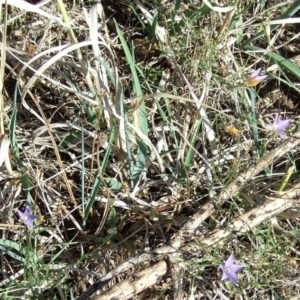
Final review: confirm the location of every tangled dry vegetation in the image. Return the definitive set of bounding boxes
[1,0,300,299]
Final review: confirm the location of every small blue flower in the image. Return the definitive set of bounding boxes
[17,206,37,228]
[220,254,245,285]
[265,113,291,138]
[244,67,268,86]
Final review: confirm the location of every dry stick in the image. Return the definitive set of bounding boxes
[183,183,300,251]
[170,261,184,300]
[77,131,300,300]
[76,253,160,300]
[94,260,167,300]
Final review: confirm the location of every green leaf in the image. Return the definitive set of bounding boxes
[84,175,101,223]
[184,117,202,171]
[59,132,79,149]
[106,208,117,238]
[104,178,122,190]
[84,124,116,223]
[8,83,18,154]
[0,239,27,262]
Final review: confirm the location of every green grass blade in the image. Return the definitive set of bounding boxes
[84,175,101,224]
[84,124,116,223]
[115,21,148,186]
[184,118,202,169]
[106,208,117,240]
[173,0,182,19]
[8,83,18,154]
[246,88,262,157]
[100,123,116,177]
[81,130,86,224]
[0,239,28,262]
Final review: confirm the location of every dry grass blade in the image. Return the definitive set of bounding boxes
[20,85,82,222]
[20,41,98,100]
[4,0,66,26]
[202,0,234,12]
[0,136,12,175]
[18,41,105,222]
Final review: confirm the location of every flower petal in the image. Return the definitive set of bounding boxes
[249,68,261,78]
[220,264,229,281]
[277,119,291,131]
[245,68,268,86]
[16,209,24,218]
[277,128,287,138]
[24,215,37,228]
[244,75,267,86]
[255,75,268,81]
[265,114,291,137]
[226,271,238,285]
[221,271,229,281]
[24,206,31,216]
[225,254,234,267]
[273,114,280,125]
[231,264,245,273]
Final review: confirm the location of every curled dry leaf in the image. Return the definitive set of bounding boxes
[0,136,12,175]
[225,125,241,136]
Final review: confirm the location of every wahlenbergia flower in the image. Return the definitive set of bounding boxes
[220,254,245,285]
[244,67,268,87]
[17,206,37,228]
[265,113,291,138]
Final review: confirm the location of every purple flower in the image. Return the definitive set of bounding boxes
[220,254,245,285]
[244,67,268,86]
[265,113,291,138]
[16,206,37,228]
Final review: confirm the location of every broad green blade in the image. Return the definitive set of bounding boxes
[244,45,300,81]
[115,21,148,186]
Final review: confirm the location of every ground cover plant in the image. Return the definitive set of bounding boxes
[1,0,300,299]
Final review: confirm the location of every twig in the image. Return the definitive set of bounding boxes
[76,253,161,300]
[94,261,167,300]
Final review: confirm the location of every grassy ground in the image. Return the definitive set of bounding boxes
[1,0,300,299]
